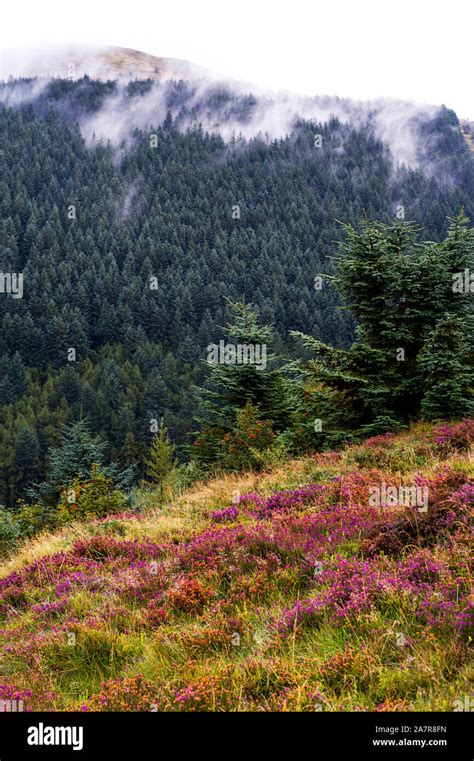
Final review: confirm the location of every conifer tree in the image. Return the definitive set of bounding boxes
[144,420,178,502]
[29,420,133,504]
[14,427,41,495]
[192,300,287,465]
[418,314,473,420]
[292,214,473,436]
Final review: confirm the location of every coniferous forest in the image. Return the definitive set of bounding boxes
[0,65,473,726]
[0,77,473,507]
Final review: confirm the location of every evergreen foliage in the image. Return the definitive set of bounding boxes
[28,420,133,504]
[291,215,473,437]
[1,77,473,500]
[144,420,178,501]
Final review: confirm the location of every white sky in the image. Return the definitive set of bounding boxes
[1,0,473,118]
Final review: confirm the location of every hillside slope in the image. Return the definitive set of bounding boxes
[1,84,474,509]
[0,421,472,712]
[0,45,205,82]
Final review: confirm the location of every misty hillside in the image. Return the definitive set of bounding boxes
[0,66,474,506]
[0,45,205,83]
[0,43,473,722]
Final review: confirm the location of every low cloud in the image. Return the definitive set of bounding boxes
[0,45,453,172]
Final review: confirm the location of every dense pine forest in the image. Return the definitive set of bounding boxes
[0,66,472,724]
[0,76,473,508]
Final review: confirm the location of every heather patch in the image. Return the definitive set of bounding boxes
[0,422,471,711]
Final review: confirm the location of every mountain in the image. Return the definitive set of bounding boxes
[0,49,473,506]
[1,45,469,171]
[0,45,206,83]
[0,44,472,723]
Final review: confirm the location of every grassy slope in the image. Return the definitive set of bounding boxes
[0,422,472,712]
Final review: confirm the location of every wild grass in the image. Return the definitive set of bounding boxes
[0,421,472,712]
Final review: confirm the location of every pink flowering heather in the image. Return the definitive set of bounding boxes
[0,422,471,711]
[211,505,239,522]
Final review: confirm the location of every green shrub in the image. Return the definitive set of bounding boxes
[0,507,21,554]
[218,403,276,472]
[58,466,130,521]
[15,501,64,539]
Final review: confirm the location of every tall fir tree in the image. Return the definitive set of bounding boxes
[291,214,473,437]
[192,300,287,465]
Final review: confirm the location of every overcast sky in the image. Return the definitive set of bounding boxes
[1,0,473,118]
